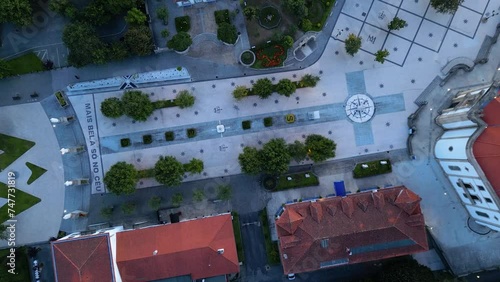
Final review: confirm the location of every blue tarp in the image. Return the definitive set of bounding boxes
[334,181,346,197]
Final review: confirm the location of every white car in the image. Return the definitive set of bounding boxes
[287,273,296,280]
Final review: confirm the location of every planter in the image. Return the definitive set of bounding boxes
[174,46,190,54]
[55,91,68,108]
[239,50,256,67]
[222,34,240,46]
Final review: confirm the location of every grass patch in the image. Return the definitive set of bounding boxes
[175,16,191,32]
[308,0,335,31]
[143,134,153,145]
[264,117,273,127]
[165,131,175,141]
[231,212,245,263]
[0,133,35,170]
[242,120,252,130]
[0,182,41,223]
[353,159,392,178]
[25,162,47,185]
[55,91,68,107]
[7,52,44,75]
[259,208,280,265]
[120,138,131,147]
[153,99,176,109]
[214,9,230,25]
[275,172,319,191]
[0,247,30,282]
[138,168,155,178]
[258,6,281,29]
[252,44,287,68]
[187,128,197,138]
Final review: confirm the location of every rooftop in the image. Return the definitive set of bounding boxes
[275,186,428,274]
[116,214,239,281]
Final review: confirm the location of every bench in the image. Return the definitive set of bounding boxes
[441,57,475,76]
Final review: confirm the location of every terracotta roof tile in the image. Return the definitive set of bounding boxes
[116,214,239,281]
[51,234,114,282]
[275,186,428,274]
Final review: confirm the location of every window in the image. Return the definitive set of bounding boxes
[476,211,490,218]
[478,185,485,191]
[448,165,461,171]
[485,198,493,203]
[463,183,473,189]
[320,239,329,248]
[471,195,481,203]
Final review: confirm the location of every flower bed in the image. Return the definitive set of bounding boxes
[253,44,286,68]
[353,160,392,178]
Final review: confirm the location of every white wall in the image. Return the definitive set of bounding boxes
[465,205,500,231]
[442,120,476,129]
[435,138,469,160]
[439,160,479,177]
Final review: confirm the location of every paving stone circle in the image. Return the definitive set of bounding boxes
[272,77,275,81]
[140,181,143,185]
[386,122,391,126]
[150,92,155,96]
[195,111,198,115]
[359,61,364,65]
[132,120,136,124]
[154,117,158,120]
[429,33,433,37]
[203,172,207,176]
[411,79,415,84]
[293,74,297,78]
[173,89,177,93]
[258,141,262,144]
[181,152,185,156]
[112,123,116,126]
[364,149,368,152]
[137,158,141,162]
[393,47,398,52]
[253,103,257,107]
[328,130,332,135]
[275,100,279,104]
[464,19,468,24]
[240,143,244,147]
[379,84,384,88]
[302,134,306,138]
[250,80,254,84]
[296,97,300,101]
[319,70,323,75]
[345,27,349,31]
[200,149,204,153]
[176,113,180,117]
[231,82,235,86]
[454,43,458,48]
[212,84,216,88]
[390,145,394,149]
[184,175,187,179]
[418,57,422,62]
[322,93,326,96]
[224,169,228,173]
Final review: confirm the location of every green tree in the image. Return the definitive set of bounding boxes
[260,138,291,175]
[217,23,238,44]
[101,0,137,15]
[148,196,162,210]
[156,7,169,25]
[253,78,274,99]
[300,19,313,31]
[161,29,170,38]
[0,59,12,79]
[345,33,362,56]
[0,224,7,240]
[239,147,262,174]
[183,158,204,174]
[299,74,320,87]
[172,192,183,207]
[0,0,32,26]
[167,32,193,52]
[104,162,138,195]
[101,97,124,118]
[175,90,195,108]
[217,184,232,200]
[63,23,107,67]
[125,7,147,25]
[288,140,307,162]
[276,78,296,97]
[388,16,407,31]
[375,49,390,64]
[106,42,129,61]
[378,258,436,282]
[430,0,464,14]
[82,1,111,26]
[233,86,249,100]
[124,25,154,56]
[121,90,154,121]
[154,156,184,187]
[121,202,136,215]
[243,6,258,20]
[283,0,308,18]
[305,134,336,162]
[193,189,205,202]
[282,35,294,48]
[100,206,113,219]
[49,0,78,19]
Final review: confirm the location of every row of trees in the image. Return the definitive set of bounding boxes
[101,90,195,121]
[103,157,204,195]
[232,74,320,100]
[238,135,336,175]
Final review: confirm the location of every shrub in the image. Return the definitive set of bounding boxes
[172,192,183,207]
[282,35,294,48]
[165,131,175,141]
[276,78,296,97]
[253,78,274,99]
[101,97,123,118]
[125,7,147,26]
[233,86,249,100]
[100,206,113,219]
[353,160,392,178]
[122,90,154,121]
[121,202,136,215]
[175,16,191,32]
[345,33,362,56]
[217,23,238,44]
[148,196,162,210]
[120,138,131,147]
[187,128,197,138]
[167,32,192,52]
[285,114,295,123]
[299,74,320,87]
[156,7,168,25]
[264,117,273,127]
[184,158,204,174]
[143,134,153,144]
[242,120,252,130]
[175,90,195,108]
[301,18,313,31]
[214,9,230,25]
[161,29,169,38]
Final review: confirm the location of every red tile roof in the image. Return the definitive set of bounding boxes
[51,234,115,282]
[116,214,239,281]
[473,97,500,198]
[276,186,428,274]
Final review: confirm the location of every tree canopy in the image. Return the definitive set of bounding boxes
[217,23,238,44]
[243,6,258,20]
[217,184,232,200]
[238,146,262,174]
[101,97,124,118]
[375,49,390,64]
[430,0,463,14]
[183,158,204,174]
[305,134,336,162]
[121,90,154,121]
[260,138,291,175]
[167,32,193,52]
[283,0,308,18]
[154,156,184,187]
[0,0,33,26]
[233,86,249,100]
[299,74,320,87]
[63,23,107,67]
[148,196,162,210]
[388,16,407,30]
[253,78,274,99]
[378,258,436,282]
[175,90,195,108]
[345,33,362,56]
[125,7,147,26]
[288,140,307,163]
[104,162,138,195]
[276,78,296,97]
[124,25,154,56]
